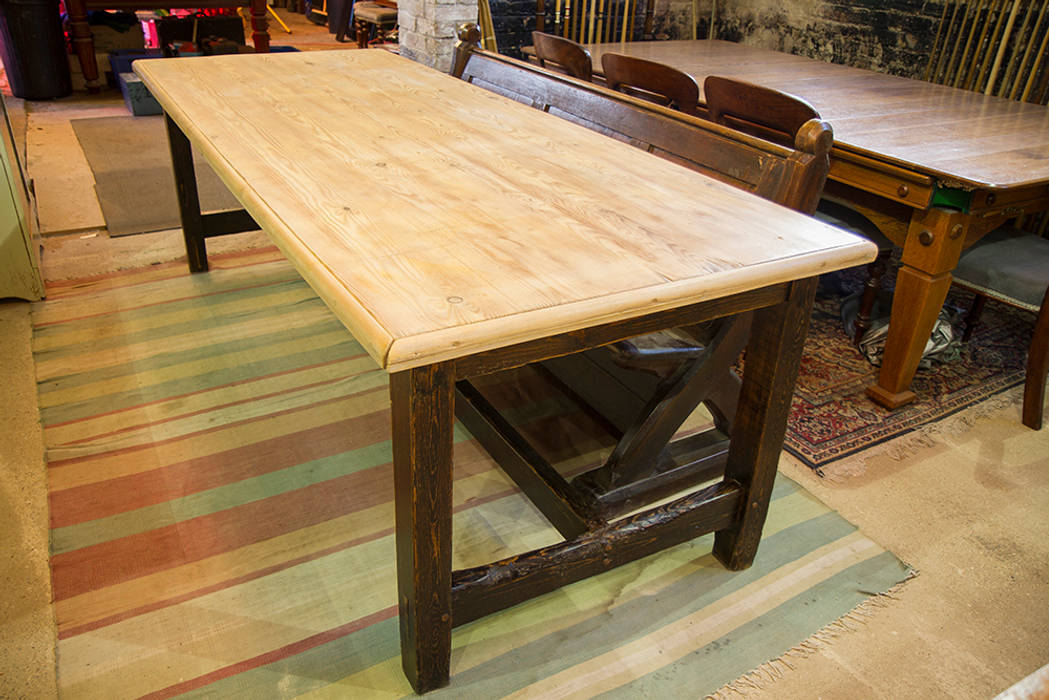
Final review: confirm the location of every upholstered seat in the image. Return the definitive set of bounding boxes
[954,228,1049,310]
[952,227,1049,429]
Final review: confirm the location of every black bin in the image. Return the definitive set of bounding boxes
[0,0,72,99]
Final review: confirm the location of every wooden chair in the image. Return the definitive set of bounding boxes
[601,53,700,116]
[952,227,1049,429]
[703,74,895,344]
[532,31,593,81]
[452,26,834,522]
[335,0,397,46]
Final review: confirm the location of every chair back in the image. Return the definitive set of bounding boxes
[601,53,700,116]
[452,25,833,215]
[532,31,593,81]
[703,75,819,149]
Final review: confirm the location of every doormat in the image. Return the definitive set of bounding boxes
[71,115,242,236]
[785,269,1031,469]
[34,252,911,698]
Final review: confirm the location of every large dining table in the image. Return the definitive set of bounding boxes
[135,49,874,692]
[585,39,1049,409]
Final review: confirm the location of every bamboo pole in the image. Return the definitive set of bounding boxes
[960,0,994,89]
[969,0,1008,90]
[983,0,1021,94]
[925,0,955,82]
[595,0,606,44]
[933,0,965,83]
[620,0,631,41]
[1010,0,1049,98]
[587,0,596,44]
[944,1,978,86]
[998,0,1038,96]
[1021,14,1049,100]
[710,0,717,40]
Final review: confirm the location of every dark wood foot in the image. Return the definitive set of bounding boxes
[391,364,455,693]
[1023,290,1049,430]
[713,277,818,570]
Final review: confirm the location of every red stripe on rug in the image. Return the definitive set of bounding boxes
[48,386,385,470]
[49,439,507,601]
[45,356,364,434]
[56,466,529,639]
[50,406,390,526]
[137,606,399,700]
[41,246,284,299]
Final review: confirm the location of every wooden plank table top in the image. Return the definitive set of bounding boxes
[586,40,1049,191]
[134,50,873,373]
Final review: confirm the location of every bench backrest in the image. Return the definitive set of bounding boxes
[451,24,833,215]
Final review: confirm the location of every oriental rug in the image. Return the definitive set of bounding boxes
[34,250,910,699]
[785,271,1032,469]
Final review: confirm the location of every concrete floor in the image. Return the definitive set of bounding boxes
[2,18,1049,698]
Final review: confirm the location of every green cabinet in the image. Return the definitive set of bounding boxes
[0,96,44,301]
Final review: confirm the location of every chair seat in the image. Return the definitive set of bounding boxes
[354,2,398,23]
[954,227,1049,310]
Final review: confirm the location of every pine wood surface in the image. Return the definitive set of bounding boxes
[586,40,1049,190]
[135,50,873,371]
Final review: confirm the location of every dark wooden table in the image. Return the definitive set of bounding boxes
[585,39,1049,410]
[135,49,875,693]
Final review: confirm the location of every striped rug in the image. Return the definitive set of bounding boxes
[35,248,911,699]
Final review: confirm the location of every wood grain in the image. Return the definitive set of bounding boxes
[136,51,872,371]
[586,39,1049,190]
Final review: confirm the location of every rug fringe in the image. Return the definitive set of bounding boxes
[816,386,1024,481]
[705,570,919,699]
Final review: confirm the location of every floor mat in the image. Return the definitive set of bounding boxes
[34,253,912,698]
[71,115,242,236]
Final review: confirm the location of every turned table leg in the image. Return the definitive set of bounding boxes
[866,208,968,410]
[66,0,101,93]
[249,0,271,51]
[391,363,455,693]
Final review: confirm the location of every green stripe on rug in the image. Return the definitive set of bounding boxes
[39,260,913,699]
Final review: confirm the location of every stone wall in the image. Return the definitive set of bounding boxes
[398,0,479,71]
[711,0,945,78]
[483,0,945,76]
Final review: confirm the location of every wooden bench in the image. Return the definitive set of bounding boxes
[450,24,834,525]
[452,25,832,217]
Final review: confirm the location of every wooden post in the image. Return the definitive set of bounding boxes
[713,277,817,570]
[391,363,455,693]
[164,115,209,273]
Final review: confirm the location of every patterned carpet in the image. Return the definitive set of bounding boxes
[784,271,1032,469]
[35,249,910,699]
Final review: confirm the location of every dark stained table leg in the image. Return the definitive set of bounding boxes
[391,363,455,693]
[66,0,102,93]
[249,0,271,51]
[164,114,209,273]
[713,276,818,570]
